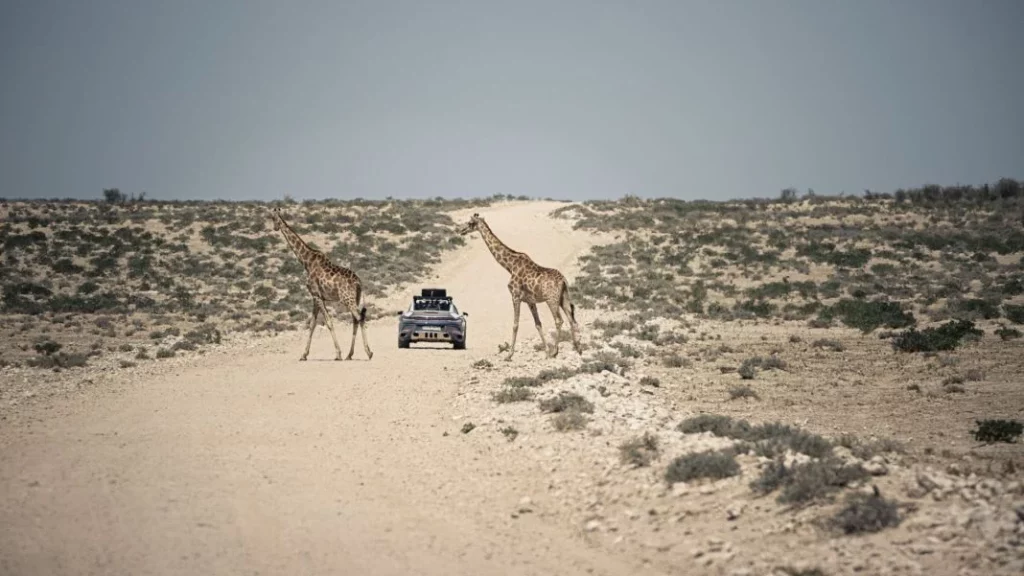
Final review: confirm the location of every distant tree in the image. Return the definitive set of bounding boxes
[995,178,1022,199]
[780,187,798,202]
[102,188,126,203]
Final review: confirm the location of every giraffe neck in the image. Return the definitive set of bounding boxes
[477,220,519,273]
[276,216,319,268]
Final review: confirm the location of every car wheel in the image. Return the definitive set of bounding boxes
[398,337,410,349]
[453,340,466,350]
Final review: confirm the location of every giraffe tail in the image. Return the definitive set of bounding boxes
[560,283,576,322]
[359,306,368,325]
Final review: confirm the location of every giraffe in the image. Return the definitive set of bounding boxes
[269,207,373,361]
[457,213,582,361]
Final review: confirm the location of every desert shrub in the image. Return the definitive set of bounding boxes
[728,384,759,400]
[503,375,541,388]
[500,426,518,441]
[184,323,222,345]
[535,366,581,382]
[891,319,983,353]
[552,410,588,431]
[816,299,916,333]
[1003,304,1024,324]
[665,449,740,484]
[591,319,637,338]
[171,340,198,352]
[661,352,691,368]
[678,415,833,459]
[834,435,904,460]
[738,355,786,379]
[493,387,533,403]
[971,419,1023,444]
[26,352,88,369]
[949,297,1002,320]
[776,568,827,576]
[995,325,1022,340]
[619,432,660,467]
[33,340,62,356]
[678,414,752,437]
[538,392,594,414]
[811,338,845,352]
[751,458,869,505]
[639,376,661,387]
[831,490,902,534]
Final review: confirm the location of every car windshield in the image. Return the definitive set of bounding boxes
[412,298,455,312]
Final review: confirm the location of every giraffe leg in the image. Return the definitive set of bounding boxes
[321,305,344,361]
[346,309,358,361]
[546,300,564,358]
[506,291,522,361]
[528,302,552,358]
[300,300,321,361]
[561,294,583,354]
[358,307,373,360]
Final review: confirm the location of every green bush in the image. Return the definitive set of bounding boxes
[665,450,740,484]
[891,319,983,353]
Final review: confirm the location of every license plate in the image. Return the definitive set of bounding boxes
[422,326,441,331]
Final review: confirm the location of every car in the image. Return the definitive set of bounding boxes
[397,288,469,349]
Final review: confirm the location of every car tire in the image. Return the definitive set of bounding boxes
[398,337,410,349]
[453,339,466,350]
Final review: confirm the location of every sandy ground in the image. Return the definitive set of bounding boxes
[0,202,653,576]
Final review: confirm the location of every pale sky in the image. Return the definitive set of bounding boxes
[1,0,1021,202]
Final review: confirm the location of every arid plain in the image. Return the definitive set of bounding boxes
[1,188,1022,576]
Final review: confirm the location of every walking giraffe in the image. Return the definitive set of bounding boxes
[457,213,582,361]
[269,207,373,361]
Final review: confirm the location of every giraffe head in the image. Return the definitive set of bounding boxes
[456,213,484,236]
[269,207,284,231]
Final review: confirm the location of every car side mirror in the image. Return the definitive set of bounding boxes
[395,311,403,316]
[463,312,469,317]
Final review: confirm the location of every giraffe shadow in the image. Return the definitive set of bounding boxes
[302,357,373,362]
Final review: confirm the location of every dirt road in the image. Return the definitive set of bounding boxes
[0,202,662,576]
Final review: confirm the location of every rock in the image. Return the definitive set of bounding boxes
[671,483,690,497]
[584,520,603,532]
[518,496,533,513]
[976,479,1002,500]
[910,544,934,555]
[916,469,956,499]
[727,505,744,521]
[863,455,888,476]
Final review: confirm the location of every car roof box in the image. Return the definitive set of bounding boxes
[420,288,447,298]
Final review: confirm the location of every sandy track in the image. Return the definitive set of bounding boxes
[0,202,656,576]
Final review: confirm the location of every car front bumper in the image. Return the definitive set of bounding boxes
[399,320,466,344]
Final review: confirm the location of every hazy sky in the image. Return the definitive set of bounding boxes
[1,1,1021,202]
